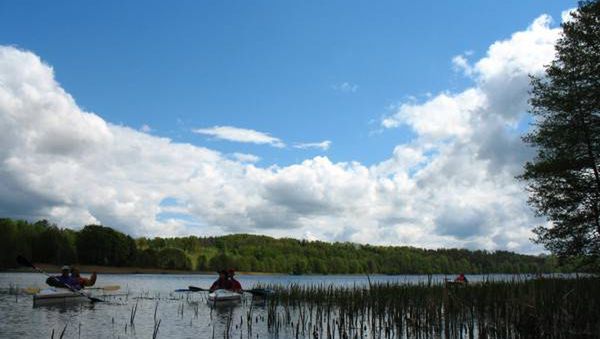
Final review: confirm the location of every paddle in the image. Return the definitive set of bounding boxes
[23,285,120,295]
[22,287,42,295]
[15,255,104,303]
[179,285,274,295]
[174,286,209,292]
[188,285,208,292]
[86,285,120,291]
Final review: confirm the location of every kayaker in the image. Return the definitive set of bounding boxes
[227,269,242,292]
[46,265,81,290]
[209,269,231,291]
[71,267,97,287]
[454,273,468,284]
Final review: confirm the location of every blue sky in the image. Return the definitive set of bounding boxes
[0,1,579,252]
[0,1,575,166]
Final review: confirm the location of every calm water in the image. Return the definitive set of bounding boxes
[0,272,561,338]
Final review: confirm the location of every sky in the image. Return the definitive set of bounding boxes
[0,1,579,253]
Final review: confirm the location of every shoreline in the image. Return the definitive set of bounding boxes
[3,264,284,275]
[1,266,581,277]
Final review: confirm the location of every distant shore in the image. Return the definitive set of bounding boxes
[4,263,282,275]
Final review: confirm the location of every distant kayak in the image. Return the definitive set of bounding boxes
[207,289,242,303]
[445,280,469,287]
[33,288,92,307]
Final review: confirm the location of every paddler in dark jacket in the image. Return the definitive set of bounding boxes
[209,269,232,291]
[46,265,81,290]
[227,269,242,292]
[71,267,97,287]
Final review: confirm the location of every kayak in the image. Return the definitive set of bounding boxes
[207,289,242,304]
[445,280,468,287]
[33,288,91,306]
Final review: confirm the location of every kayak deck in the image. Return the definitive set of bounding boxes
[33,288,91,307]
[207,289,242,304]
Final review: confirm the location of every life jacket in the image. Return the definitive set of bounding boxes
[210,278,232,291]
[46,275,81,290]
[229,278,242,291]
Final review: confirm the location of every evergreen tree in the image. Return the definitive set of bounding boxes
[520,1,600,260]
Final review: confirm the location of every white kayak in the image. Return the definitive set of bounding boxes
[33,288,91,306]
[207,289,242,304]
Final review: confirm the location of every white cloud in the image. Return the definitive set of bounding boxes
[377,12,562,252]
[561,8,577,23]
[382,88,485,141]
[0,11,564,253]
[140,124,152,133]
[332,82,358,93]
[293,140,332,151]
[452,54,473,76]
[193,125,285,148]
[232,152,260,163]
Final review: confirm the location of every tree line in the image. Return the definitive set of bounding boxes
[0,218,579,274]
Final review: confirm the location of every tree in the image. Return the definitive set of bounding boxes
[137,248,159,267]
[520,1,600,261]
[156,247,191,270]
[77,225,137,266]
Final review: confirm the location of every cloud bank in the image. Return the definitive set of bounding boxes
[0,13,562,253]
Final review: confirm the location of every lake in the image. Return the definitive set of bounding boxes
[0,272,568,338]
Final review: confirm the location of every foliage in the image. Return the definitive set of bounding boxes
[0,217,582,274]
[76,224,137,266]
[156,247,192,270]
[520,1,600,264]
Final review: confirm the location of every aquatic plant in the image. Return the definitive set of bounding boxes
[260,277,600,338]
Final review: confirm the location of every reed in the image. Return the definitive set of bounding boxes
[152,301,161,339]
[129,299,138,326]
[259,276,600,338]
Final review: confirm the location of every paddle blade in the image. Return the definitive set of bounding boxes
[174,289,191,292]
[102,285,120,291]
[89,296,104,303]
[23,287,41,295]
[86,285,121,291]
[16,255,34,268]
[188,286,206,292]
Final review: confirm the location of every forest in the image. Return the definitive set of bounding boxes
[0,218,573,274]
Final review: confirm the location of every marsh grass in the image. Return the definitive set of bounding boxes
[261,277,600,338]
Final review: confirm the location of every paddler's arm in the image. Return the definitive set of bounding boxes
[87,272,97,286]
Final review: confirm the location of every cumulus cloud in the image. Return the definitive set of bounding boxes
[231,152,260,163]
[293,140,332,151]
[140,124,152,133]
[452,54,473,76]
[377,12,562,251]
[193,125,285,148]
[561,8,578,24]
[382,88,485,141]
[0,12,564,253]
